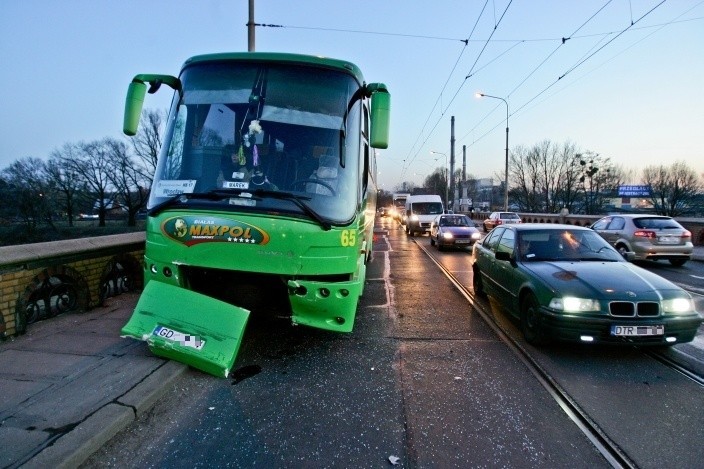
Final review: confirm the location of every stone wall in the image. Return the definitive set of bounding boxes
[0,233,145,338]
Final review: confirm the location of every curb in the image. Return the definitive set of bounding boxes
[24,360,187,468]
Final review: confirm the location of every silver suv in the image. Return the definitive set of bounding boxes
[590,214,692,266]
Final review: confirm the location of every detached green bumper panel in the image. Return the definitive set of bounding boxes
[121,282,250,378]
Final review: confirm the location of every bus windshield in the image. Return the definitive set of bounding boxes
[150,61,363,224]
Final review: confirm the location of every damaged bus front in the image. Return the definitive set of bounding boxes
[120,52,390,377]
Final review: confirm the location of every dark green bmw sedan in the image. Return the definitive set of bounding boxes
[471,224,702,345]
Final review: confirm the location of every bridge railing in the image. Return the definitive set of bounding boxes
[464,212,704,245]
[0,233,145,338]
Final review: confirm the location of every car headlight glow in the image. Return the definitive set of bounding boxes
[410,214,419,221]
[471,232,481,240]
[442,232,453,239]
[662,298,694,313]
[549,297,600,312]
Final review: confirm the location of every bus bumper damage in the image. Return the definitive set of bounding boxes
[287,278,362,333]
[121,282,249,378]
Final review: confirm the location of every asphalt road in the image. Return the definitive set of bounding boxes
[82,218,704,468]
[82,221,610,468]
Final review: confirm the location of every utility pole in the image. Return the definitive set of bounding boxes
[462,145,467,210]
[450,116,455,210]
[247,0,255,51]
[462,145,466,183]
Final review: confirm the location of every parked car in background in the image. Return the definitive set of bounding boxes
[483,211,521,232]
[590,214,693,267]
[430,214,481,251]
[471,224,702,346]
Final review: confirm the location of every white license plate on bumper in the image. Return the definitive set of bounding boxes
[455,239,470,244]
[152,325,206,350]
[611,325,664,336]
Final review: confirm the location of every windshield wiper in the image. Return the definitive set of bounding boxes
[148,189,333,230]
[251,189,332,231]
[147,190,239,217]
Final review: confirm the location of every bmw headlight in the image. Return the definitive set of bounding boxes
[549,297,600,312]
[662,298,694,314]
[442,232,453,239]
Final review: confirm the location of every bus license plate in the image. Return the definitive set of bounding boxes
[152,325,206,350]
[611,325,664,336]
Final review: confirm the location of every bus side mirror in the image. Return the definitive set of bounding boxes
[123,81,147,136]
[369,85,390,149]
[123,74,180,136]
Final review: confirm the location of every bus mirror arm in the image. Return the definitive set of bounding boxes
[132,74,182,93]
[124,74,181,136]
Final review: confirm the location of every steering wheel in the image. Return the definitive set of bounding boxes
[290,179,336,196]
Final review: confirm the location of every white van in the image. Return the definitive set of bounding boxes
[404,195,444,236]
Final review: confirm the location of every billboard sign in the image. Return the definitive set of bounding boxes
[618,185,651,197]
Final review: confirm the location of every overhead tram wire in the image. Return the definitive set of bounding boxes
[503,0,614,100]
[398,0,491,182]
[252,20,472,184]
[512,0,668,118]
[254,2,696,184]
[558,0,667,82]
[254,23,467,43]
[399,0,515,182]
[510,2,704,122]
[257,3,664,164]
[458,0,671,151]
[458,0,615,147]
[399,38,472,180]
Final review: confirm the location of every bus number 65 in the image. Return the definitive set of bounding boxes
[341,229,356,247]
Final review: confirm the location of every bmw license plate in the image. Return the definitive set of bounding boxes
[611,325,664,336]
[152,325,206,350]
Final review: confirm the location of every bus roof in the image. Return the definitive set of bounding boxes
[182,52,366,85]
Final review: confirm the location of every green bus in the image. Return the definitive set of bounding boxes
[121,52,390,377]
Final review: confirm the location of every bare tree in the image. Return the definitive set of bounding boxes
[553,141,582,213]
[130,108,165,179]
[510,144,542,212]
[572,152,620,215]
[61,140,113,227]
[423,168,447,201]
[46,143,84,227]
[105,138,150,226]
[643,161,702,216]
[510,140,578,213]
[1,157,51,232]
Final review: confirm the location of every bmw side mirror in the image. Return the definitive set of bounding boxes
[495,251,512,262]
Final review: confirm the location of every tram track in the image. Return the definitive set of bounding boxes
[414,238,704,469]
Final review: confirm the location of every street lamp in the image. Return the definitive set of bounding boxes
[475,92,509,211]
[430,150,449,207]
